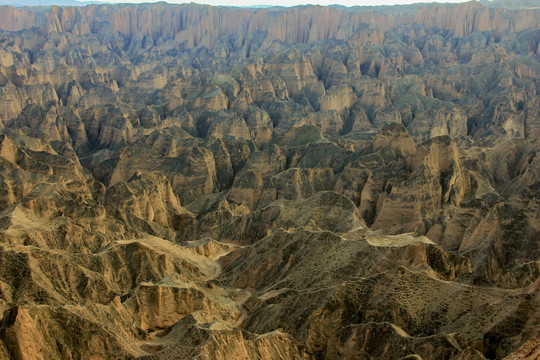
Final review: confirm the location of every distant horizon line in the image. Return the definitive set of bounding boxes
[0,0,481,8]
[85,0,473,6]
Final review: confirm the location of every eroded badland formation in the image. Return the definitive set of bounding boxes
[0,0,538,359]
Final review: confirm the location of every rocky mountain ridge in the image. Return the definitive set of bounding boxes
[0,2,539,42]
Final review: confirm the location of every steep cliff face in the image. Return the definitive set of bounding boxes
[414,1,540,37]
[0,1,539,360]
[0,2,539,46]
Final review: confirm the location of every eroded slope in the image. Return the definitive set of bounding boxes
[0,2,538,360]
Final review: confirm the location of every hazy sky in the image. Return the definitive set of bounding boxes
[95,0,472,6]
